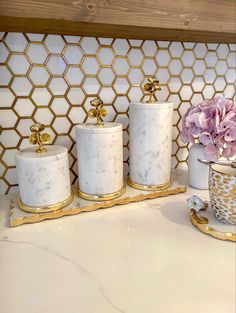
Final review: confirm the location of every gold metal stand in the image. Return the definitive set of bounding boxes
[78,185,126,201]
[127,177,172,191]
[18,192,74,213]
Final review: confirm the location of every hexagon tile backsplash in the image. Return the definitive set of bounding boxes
[0,32,235,195]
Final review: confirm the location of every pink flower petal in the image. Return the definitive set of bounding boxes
[203,146,220,162]
[180,95,236,155]
[225,127,236,141]
[205,143,217,154]
[222,147,234,158]
[199,133,212,145]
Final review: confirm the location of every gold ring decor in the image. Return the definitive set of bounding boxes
[78,185,126,201]
[127,177,172,191]
[18,192,74,213]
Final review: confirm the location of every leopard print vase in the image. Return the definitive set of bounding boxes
[209,164,236,224]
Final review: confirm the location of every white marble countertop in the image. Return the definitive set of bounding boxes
[0,171,235,313]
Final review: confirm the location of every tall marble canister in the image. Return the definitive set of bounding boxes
[15,123,73,213]
[76,98,125,201]
[128,77,174,190]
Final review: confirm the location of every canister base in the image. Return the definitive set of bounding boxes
[127,177,172,191]
[18,192,74,213]
[78,185,126,201]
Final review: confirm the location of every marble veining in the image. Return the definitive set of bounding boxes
[0,173,235,313]
[76,122,123,195]
[129,102,173,186]
[0,238,125,313]
[15,145,71,207]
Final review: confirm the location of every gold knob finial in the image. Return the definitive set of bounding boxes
[29,123,51,153]
[88,98,108,126]
[143,76,161,103]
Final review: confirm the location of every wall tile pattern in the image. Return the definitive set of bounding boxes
[0,32,235,194]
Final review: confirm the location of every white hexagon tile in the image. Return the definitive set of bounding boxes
[0,33,235,194]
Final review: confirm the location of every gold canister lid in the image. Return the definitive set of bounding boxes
[77,97,121,134]
[143,76,161,103]
[130,76,172,110]
[28,123,51,153]
[88,98,108,126]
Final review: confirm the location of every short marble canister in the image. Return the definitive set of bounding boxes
[129,102,173,190]
[16,145,73,213]
[75,122,124,200]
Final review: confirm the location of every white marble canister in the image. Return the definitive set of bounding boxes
[16,145,73,212]
[75,122,124,200]
[129,102,173,189]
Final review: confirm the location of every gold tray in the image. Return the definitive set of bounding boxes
[10,180,186,227]
[190,204,236,242]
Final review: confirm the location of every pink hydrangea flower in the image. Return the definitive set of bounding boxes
[180,96,236,161]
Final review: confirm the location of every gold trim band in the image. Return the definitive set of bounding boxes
[127,177,172,191]
[210,164,236,177]
[18,192,74,213]
[78,185,126,201]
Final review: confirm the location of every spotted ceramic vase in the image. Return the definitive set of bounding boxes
[209,164,236,224]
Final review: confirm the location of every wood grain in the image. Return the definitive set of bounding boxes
[0,1,235,42]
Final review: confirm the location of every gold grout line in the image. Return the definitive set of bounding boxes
[0,33,235,193]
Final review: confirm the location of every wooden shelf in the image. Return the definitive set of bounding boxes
[0,0,235,43]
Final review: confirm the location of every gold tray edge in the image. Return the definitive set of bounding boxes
[10,186,186,227]
[190,210,236,242]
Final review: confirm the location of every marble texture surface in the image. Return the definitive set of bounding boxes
[9,178,186,227]
[76,122,123,195]
[129,102,173,186]
[15,145,71,207]
[0,170,235,313]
